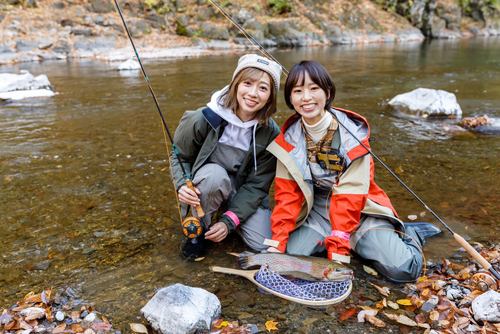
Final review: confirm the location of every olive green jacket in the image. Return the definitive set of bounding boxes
[170,107,280,233]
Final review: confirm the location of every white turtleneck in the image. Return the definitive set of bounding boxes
[302,111,333,143]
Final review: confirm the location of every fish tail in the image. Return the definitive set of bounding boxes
[238,251,255,269]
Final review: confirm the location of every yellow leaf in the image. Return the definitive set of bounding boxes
[417,276,428,283]
[216,321,228,328]
[397,299,412,306]
[265,320,279,331]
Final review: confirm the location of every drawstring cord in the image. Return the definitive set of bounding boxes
[253,124,257,175]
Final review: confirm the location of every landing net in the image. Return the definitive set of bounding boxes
[254,266,351,301]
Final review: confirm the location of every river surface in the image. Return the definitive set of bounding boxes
[1,38,499,333]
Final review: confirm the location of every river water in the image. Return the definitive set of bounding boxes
[1,38,499,332]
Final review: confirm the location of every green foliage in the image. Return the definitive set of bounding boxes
[145,0,159,8]
[267,0,292,14]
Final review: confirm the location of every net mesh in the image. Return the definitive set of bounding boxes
[254,266,351,301]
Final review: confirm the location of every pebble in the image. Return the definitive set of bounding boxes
[55,311,65,321]
[446,288,463,300]
[80,310,89,318]
[83,312,96,322]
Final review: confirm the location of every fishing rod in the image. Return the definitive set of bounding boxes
[113,0,205,237]
[208,0,500,282]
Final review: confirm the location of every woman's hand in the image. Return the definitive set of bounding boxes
[267,247,282,253]
[205,222,228,242]
[178,185,201,206]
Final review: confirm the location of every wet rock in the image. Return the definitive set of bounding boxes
[81,311,89,318]
[389,88,462,117]
[83,312,96,323]
[33,260,51,270]
[472,290,500,323]
[73,37,116,51]
[16,40,39,52]
[94,15,105,25]
[268,20,307,46]
[200,22,230,40]
[71,29,92,37]
[38,38,56,50]
[52,2,64,9]
[133,19,150,35]
[421,296,439,312]
[55,311,65,321]
[141,283,221,334]
[194,8,214,22]
[90,0,114,13]
[146,15,167,30]
[60,19,74,27]
[0,44,15,54]
[51,40,72,54]
[446,288,463,301]
[117,58,140,71]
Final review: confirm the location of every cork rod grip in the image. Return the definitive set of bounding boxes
[454,234,491,270]
[185,179,205,218]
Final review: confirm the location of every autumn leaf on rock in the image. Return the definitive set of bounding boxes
[41,288,52,305]
[25,309,44,321]
[265,320,279,331]
[396,299,412,306]
[387,301,399,309]
[382,312,417,327]
[72,324,84,333]
[52,323,67,334]
[216,321,229,328]
[370,283,390,296]
[102,315,110,324]
[365,314,386,327]
[339,307,356,321]
[91,322,112,331]
[130,323,148,333]
[72,311,80,321]
[45,307,53,322]
[429,310,439,322]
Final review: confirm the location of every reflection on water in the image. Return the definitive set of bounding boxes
[1,38,499,331]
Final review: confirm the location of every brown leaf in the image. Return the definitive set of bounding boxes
[4,320,17,330]
[91,322,112,331]
[88,306,93,313]
[25,309,44,321]
[429,310,439,322]
[72,311,80,322]
[130,323,148,333]
[72,324,84,332]
[102,315,109,324]
[365,314,386,327]
[52,323,67,334]
[11,304,32,312]
[399,324,410,334]
[457,264,476,280]
[27,319,38,327]
[382,312,417,327]
[448,262,465,270]
[370,283,390,296]
[45,307,53,322]
[339,307,356,322]
[41,288,53,305]
[415,313,426,324]
[24,294,42,304]
[62,305,70,311]
[375,301,385,310]
[457,317,470,329]
[469,290,484,300]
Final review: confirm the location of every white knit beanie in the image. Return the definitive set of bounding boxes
[232,54,282,91]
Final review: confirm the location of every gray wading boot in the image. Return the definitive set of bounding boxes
[404,222,442,240]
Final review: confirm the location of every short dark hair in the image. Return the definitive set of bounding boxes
[284,61,336,111]
[219,67,278,125]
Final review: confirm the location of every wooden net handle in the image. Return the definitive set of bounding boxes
[454,234,491,270]
[185,179,205,218]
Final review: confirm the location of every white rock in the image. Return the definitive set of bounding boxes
[21,329,32,334]
[0,89,55,100]
[117,58,140,71]
[20,307,45,318]
[472,290,500,322]
[141,283,221,334]
[446,288,463,301]
[0,70,52,92]
[389,88,462,117]
[357,309,377,322]
[34,326,47,333]
[55,311,65,321]
[83,312,96,323]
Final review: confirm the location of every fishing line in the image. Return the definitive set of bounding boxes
[113,0,205,225]
[208,0,500,281]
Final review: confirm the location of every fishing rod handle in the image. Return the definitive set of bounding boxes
[453,234,491,270]
[185,179,205,217]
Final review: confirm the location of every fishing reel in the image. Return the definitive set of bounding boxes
[471,271,499,292]
[182,217,203,239]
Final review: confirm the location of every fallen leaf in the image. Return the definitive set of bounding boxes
[25,309,43,321]
[415,313,426,324]
[83,329,95,334]
[399,324,411,334]
[216,320,228,328]
[130,323,148,333]
[339,307,356,321]
[53,323,67,334]
[382,312,417,327]
[405,306,416,312]
[265,320,278,331]
[370,283,390,296]
[102,315,110,324]
[397,299,412,306]
[72,324,84,332]
[92,322,112,331]
[375,301,384,310]
[408,215,417,221]
[365,314,386,327]
[429,310,439,321]
[41,288,52,305]
[417,276,428,283]
[72,311,80,322]
[45,307,53,322]
[387,301,399,309]
[358,309,377,322]
[194,257,205,262]
[363,265,378,276]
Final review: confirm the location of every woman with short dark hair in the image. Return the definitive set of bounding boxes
[264,60,438,282]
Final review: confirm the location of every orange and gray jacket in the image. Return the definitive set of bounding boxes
[265,107,403,262]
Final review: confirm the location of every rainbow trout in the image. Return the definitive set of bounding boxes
[238,252,353,282]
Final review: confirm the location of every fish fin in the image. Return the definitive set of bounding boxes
[238,251,255,269]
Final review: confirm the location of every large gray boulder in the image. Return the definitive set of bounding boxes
[0,70,52,92]
[388,88,462,117]
[472,290,500,323]
[141,284,221,334]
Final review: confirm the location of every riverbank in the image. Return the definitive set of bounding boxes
[1,0,499,66]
